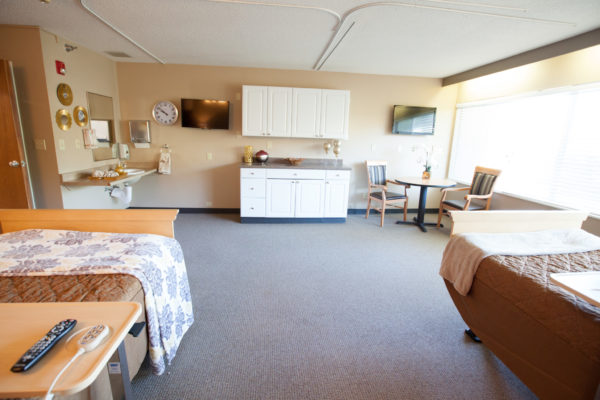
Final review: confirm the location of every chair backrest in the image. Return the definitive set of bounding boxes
[365,161,388,186]
[469,166,501,195]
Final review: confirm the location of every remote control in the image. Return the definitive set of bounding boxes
[78,324,109,352]
[11,319,77,372]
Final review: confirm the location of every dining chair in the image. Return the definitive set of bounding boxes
[436,166,501,228]
[365,161,410,227]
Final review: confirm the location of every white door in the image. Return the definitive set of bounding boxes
[292,88,321,138]
[242,85,267,136]
[324,179,349,217]
[266,179,295,217]
[320,90,350,139]
[295,180,325,218]
[268,87,292,137]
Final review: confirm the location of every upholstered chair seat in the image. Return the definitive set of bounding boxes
[370,192,407,201]
[441,199,485,211]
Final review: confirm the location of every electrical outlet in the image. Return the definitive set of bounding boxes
[206,201,213,207]
[206,152,213,160]
[267,141,273,149]
[34,139,46,151]
[75,139,82,149]
[371,144,376,152]
[58,139,65,151]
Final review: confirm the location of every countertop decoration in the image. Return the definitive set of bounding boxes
[240,157,350,171]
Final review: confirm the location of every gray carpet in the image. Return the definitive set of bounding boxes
[131,213,536,399]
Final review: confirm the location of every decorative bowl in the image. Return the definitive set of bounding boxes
[255,150,269,163]
[286,158,304,166]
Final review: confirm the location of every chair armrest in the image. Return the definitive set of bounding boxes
[442,186,470,193]
[371,184,387,191]
[464,193,492,200]
[387,180,411,189]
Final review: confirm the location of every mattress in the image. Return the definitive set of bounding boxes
[445,249,600,399]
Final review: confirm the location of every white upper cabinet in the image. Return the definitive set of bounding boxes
[242,86,267,136]
[242,85,350,139]
[291,88,322,138]
[320,90,350,139]
[267,87,292,137]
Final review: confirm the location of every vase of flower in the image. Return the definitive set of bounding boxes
[413,144,436,179]
[422,166,431,180]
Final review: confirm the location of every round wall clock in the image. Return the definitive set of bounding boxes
[152,101,179,125]
[55,109,72,131]
[73,105,89,127]
[56,83,73,106]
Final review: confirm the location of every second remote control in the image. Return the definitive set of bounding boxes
[11,319,77,372]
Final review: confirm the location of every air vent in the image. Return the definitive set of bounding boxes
[105,51,131,58]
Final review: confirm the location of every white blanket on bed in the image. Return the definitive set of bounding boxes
[439,229,600,296]
[0,229,194,375]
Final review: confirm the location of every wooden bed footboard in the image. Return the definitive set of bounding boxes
[449,210,589,235]
[0,209,179,238]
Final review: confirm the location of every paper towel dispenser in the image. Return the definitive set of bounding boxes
[129,120,151,148]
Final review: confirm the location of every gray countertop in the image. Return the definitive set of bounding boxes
[240,157,351,170]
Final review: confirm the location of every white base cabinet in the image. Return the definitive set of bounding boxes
[241,168,350,221]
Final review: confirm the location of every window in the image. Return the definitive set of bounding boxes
[449,83,600,215]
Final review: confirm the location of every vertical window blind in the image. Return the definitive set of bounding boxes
[449,83,600,215]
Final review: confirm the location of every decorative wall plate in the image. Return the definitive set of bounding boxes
[73,105,89,127]
[56,109,72,131]
[57,83,73,106]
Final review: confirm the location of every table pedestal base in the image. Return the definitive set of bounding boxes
[396,217,443,232]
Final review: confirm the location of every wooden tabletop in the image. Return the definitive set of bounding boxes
[395,176,456,188]
[550,271,600,307]
[0,302,141,398]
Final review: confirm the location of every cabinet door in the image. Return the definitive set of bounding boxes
[267,87,292,137]
[291,88,321,138]
[266,179,295,217]
[324,178,349,218]
[242,86,267,136]
[295,180,325,218]
[320,90,350,139]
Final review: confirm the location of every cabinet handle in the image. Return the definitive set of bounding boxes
[326,181,330,184]
[250,207,254,210]
[250,187,254,190]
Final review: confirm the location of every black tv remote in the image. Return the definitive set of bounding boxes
[10,319,77,372]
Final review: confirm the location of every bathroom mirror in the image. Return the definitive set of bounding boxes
[87,92,117,161]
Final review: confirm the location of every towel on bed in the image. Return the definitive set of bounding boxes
[440,229,600,296]
[0,229,194,375]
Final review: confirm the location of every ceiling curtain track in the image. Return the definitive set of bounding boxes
[80,0,575,67]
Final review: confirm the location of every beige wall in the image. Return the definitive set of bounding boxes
[117,63,458,209]
[38,30,126,209]
[454,44,600,235]
[0,25,62,208]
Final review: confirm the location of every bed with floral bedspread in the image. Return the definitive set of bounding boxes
[0,229,194,375]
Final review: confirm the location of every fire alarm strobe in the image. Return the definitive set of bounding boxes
[55,60,66,75]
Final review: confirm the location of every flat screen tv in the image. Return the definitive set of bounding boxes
[392,105,436,135]
[181,98,230,130]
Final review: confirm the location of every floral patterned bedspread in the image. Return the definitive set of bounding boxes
[0,229,194,375]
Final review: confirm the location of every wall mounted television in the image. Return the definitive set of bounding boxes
[392,105,436,135]
[181,98,230,130]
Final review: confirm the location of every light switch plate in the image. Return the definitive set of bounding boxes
[58,139,65,151]
[207,152,213,160]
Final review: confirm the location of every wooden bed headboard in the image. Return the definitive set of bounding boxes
[0,209,179,238]
[449,210,588,235]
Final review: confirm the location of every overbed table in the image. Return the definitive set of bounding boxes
[394,176,456,232]
[0,301,141,399]
[550,271,600,307]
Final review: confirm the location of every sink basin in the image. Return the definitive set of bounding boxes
[123,168,144,175]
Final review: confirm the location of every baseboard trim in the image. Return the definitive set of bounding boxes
[241,217,346,224]
[348,208,439,215]
[128,207,239,214]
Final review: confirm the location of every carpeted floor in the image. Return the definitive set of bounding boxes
[131,213,536,399]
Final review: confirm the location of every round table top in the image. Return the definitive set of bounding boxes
[395,176,456,188]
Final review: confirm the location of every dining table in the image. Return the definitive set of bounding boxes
[394,176,456,232]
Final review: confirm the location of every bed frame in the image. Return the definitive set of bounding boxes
[0,209,179,238]
[449,209,589,235]
[446,210,599,400]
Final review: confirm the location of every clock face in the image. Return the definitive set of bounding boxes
[152,101,179,125]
